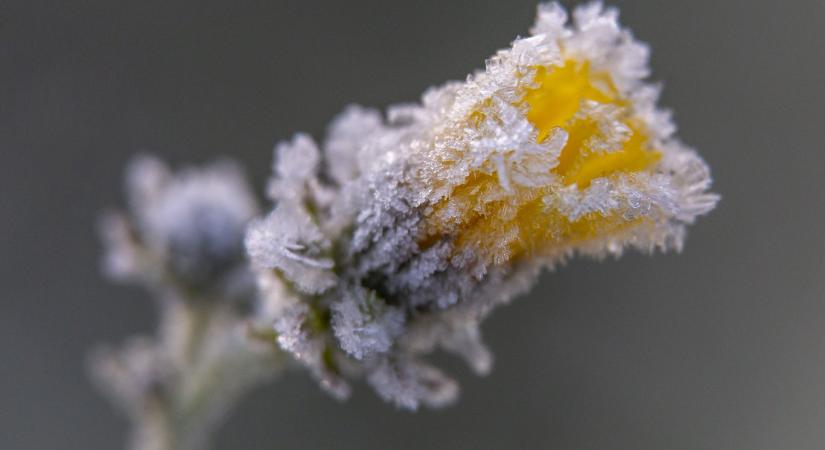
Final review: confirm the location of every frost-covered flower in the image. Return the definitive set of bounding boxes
[246,3,718,409]
[246,1,717,410]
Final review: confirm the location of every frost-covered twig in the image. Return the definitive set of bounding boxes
[92,3,717,448]
[91,156,284,450]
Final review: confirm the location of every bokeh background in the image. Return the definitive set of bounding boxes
[3,0,824,449]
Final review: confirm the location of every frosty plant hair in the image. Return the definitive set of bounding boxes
[93,3,717,449]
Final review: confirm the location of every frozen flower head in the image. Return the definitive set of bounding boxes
[101,155,259,292]
[247,2,718,409]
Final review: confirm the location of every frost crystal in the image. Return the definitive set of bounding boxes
[245,1,717,410]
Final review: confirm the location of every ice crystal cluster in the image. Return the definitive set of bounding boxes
[94,3,717,449]
[245,2,717,410]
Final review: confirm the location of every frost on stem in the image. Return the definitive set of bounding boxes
[246,1,718,410]
[93,156,284,450]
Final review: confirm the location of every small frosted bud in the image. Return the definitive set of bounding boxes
[133,157,257,283]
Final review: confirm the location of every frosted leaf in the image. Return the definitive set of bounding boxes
[531,1,570,41]
[660,147,720,222]
[367,357,459,410]
[331,286,405,360]
[89,337,170,414]
[245,204,336,294]
[99,211,145,282]
[324,104,384,185]
[275,133,319,181]
[126,154,171,213]
[253,272,351,400]
[268,133,321,203]
[274,299,352,400]
[440,321,493,376]
[271,301,315,360]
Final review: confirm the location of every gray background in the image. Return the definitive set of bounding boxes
[2,0,824,449]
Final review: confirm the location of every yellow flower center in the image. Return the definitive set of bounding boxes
[526,61,660,188]
[421,60,661,265]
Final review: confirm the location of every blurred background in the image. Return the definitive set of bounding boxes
[2,0,824,448]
